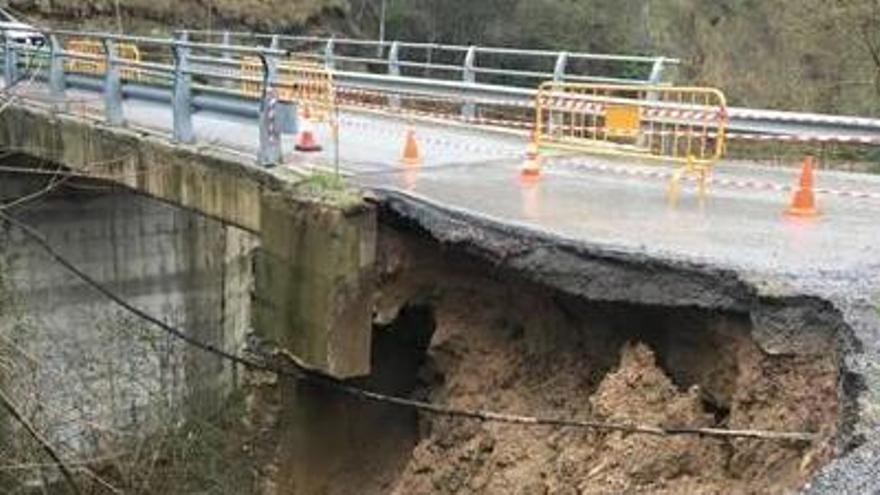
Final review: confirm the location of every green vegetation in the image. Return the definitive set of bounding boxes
[14,0,880,116]
[351,0,880,116]
[295,170,363,209]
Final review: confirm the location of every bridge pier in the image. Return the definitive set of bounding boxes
[254,192,376,377]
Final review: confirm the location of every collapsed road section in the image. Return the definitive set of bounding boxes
[379,193,850,494]
[247,185,869,494]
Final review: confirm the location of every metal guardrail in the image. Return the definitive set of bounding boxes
[177,30,678,93]
[0,28,878,169]
[1,29,300,166]
[725,108,880,142]
[150,31,880,142]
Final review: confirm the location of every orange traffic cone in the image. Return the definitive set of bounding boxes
[295,107,322,152]
[521,131,541,179]
[785,156,820,217]
[520,174,540,218]
[401,128,422,166]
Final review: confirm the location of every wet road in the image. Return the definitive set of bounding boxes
[8,77,880,495]
[10,80,880,283]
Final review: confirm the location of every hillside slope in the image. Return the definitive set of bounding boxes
[6,0,347,34]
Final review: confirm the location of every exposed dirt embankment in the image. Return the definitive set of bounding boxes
[369,222,840,495]
[246,211,845,494]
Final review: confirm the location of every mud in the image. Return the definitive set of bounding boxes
[245,215,844,494]
[370,224,840,495]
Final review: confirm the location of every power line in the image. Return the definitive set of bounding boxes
[0,163,70,212]
[0,209,819,443]
[0,145,140,211]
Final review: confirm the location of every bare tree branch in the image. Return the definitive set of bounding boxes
[0,387,81,494]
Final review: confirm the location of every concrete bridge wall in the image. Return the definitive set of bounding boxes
[0,176,256,449]
[0,103,377,379]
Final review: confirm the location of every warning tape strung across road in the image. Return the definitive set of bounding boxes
[729,109,880,128]
[337,103,879,147]
[336,115,524,157]
[545,126,880,146]
[538,99,604,115]
[551,156,880,201]
[726,133,880,146]
[330,87,880,150]
[642,107,725,121]
[337,87,531,110]
[336,88,880,146]
[338,96,535,130]
[536,97,725,122]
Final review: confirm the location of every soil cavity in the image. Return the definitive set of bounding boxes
[382,288,838,495]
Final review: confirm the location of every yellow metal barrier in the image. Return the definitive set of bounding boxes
[117,43,142,81]
[240,56,262,97]
[65,39,142,81]
[65,39,104,75]
[241,57,335,121]
[535,82,728,202]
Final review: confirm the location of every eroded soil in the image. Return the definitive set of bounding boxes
[252,224,841,495]
[375,227,840,495]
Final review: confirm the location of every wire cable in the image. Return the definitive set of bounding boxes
[0,203,819,443]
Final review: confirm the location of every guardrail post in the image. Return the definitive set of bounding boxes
[265,40,297,135]
[645,57,665,114]
[388,41,401,109]
[220,31,235,89]
[648,57,666,84]
[172,35,195,144]
[462,45,477,119]
[553,52,568,82]
[388,41,400,76]
[550,52,569,135]
[324,38,335,70]
[102,39,124,126]
[3,35,18,85]
[48,35,66,101]
[258,55,282,167]
[221,31,232,58]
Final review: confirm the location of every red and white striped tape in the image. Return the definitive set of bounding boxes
[339,95,534,130]
[727,133,880,146]
[538,96,725,122]
[642,107,725,122]
[538,97,604,114]
[337,87,530,109]
[552,156,880,201]
[337,116,524,157]
[729,109,880,128]
[336,89,879,147]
